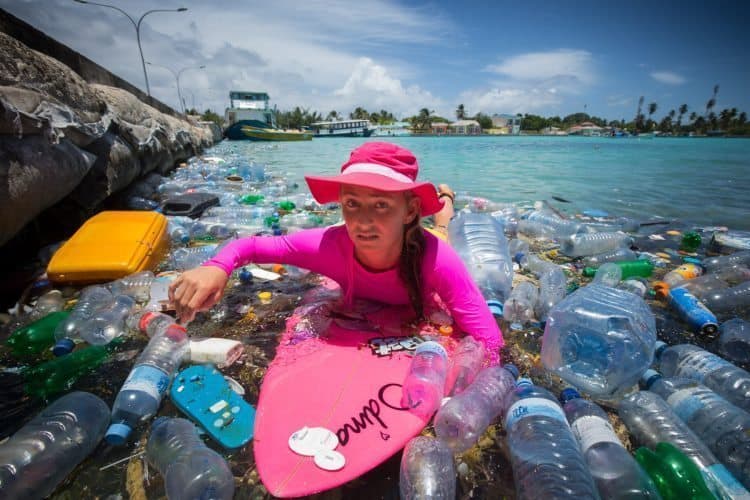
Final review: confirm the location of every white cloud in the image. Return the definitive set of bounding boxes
[485,49,595,85]
[461,49,596,115]
[650,71,686,85]
[607,95,633,107]
[332,58,443,117]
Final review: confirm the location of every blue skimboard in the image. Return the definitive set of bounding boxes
[170,364,255,449]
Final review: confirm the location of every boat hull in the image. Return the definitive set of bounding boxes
[224,121,312,141]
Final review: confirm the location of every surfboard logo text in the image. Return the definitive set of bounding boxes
[368,336,424,357]
[335,383,409,446]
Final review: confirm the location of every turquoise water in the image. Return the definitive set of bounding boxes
[210,136,750,230]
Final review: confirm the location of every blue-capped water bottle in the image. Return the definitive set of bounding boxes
[642,369,750,489]
[106,315,188,444]
[146,417,235,500]
[655,341,750,414]
[503,379,599,499]
[559,388,661,499]
[401,341,448,418]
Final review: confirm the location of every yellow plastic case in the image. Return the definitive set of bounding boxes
[47,211,168,284]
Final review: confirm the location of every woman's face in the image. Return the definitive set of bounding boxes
[340,185,420,257]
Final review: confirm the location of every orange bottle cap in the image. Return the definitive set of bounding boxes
[438,325,454,336]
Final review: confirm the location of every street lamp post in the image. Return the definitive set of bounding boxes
[73,1,187,96]
[147,62,206,114]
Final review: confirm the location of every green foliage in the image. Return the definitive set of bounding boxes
[274,107,321,129]
[201,109,223,127]
[473,113,493,130]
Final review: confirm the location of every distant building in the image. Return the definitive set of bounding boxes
[491,114,522,135]
[430,122,450,135]
[373,121,411,136]
[450,120,482,135]
[567,121,604,136]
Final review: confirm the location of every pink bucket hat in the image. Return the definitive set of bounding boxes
[304,142,443,216]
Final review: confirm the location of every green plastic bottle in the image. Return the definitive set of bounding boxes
[276,200,296,211]
[238,193,265,205]
[635,442,716,500]
[582,259,654,279]
[22,344,113,400]
[680,231,702,253]
[6,311,70,360]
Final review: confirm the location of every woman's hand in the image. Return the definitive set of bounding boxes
[168,266,229,323]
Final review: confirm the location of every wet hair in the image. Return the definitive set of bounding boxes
[399,198,426,319]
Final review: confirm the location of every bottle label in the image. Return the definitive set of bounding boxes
[121,365,169,401]
[570,415,622,453]
[704,464,748,499]
[678,350,726,381]
[505,397,567,429]
[666,388,704,423]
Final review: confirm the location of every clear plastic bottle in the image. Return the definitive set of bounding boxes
[400,341,448,418]
[518,254,567,321]
[146,417,235,500]
[109,270,155,302]
[560,231,633,258]
[541,283,656,402]
[524,210,586,238]
[53,285,114,356]
[618,389,748,499]
[447,335,486,396]
[106,316,188,444]
[660,263,704,289]
[618,278,649,297]
[702,251,750,273]
[170,244,219,271]
[503,379,600,499]
[508,238,530,264]
[701,281,750,315]
[643,370,750,489]
[399,435,455,500]
[718,318,750,365]
[559,388,662,499]
[6,289,65,332]
[0,391,110,498]
[592,262,623,287]
[655,341,750,413]
[78,294,136,346]
[583,247,638,267]
[503,281,539,330]
[448,212,514,306]
[434,364,518,452]
[517,218,558,240]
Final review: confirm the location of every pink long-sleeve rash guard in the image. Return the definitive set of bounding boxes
[203,225,504,360]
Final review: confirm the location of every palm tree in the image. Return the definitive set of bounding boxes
[456,104,466,120]
[635,96,645,132]
[647,102,658,129]
[326,110,339,121]
[414,108,434,132]
[676,104,688,133]
[705,84,719,119]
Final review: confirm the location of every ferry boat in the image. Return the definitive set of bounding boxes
[224,91,312,141]
[309,119,375,138]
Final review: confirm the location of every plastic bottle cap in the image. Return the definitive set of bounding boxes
[516,377,533,388]
[272,264,286,274]
[239,268,253,284]
[138,311,159,332]
[654,341,668,358]
[486,300,503,317]
[438,325,453,336]
[559,387,581,403]
[52,338,75,357]
[415,341,448,359]
[640,369,662,389]
[106,423,132,445]
[258,291,272,302]
[503,363,520,379]
[314,449,346,471]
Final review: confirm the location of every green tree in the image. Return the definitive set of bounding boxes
[456,104,466,120]
[350,107,370,120]
[325,110,339,121]
[473,112,492,130]
[676,104,688,133]
[705,84,719,119]
[647,102,658,130]
[634,96,645,132]
[412,108,434,131]
[201,109,223,127]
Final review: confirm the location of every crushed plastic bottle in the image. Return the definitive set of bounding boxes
[655,341,750,414]
[53,285,114,356]
[503,281,539,330]
[541,283,656,402]
[170,244,219,271]
[108,271,155,302]
[434,364,518,452]
[0,391,109,498]
[146,417,235,500]
[503,379,599,499]
[560,388,661,499]
[78,294,136,346]
[619,389,748,499]
[399,436,455,500]
[642,369,750,489]
[592,262,623,287]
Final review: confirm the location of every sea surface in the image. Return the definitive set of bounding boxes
[209,135,750,231]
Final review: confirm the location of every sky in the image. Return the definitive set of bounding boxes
[1,0,748,121]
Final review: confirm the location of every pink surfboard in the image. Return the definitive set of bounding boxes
[254,282,454,498]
